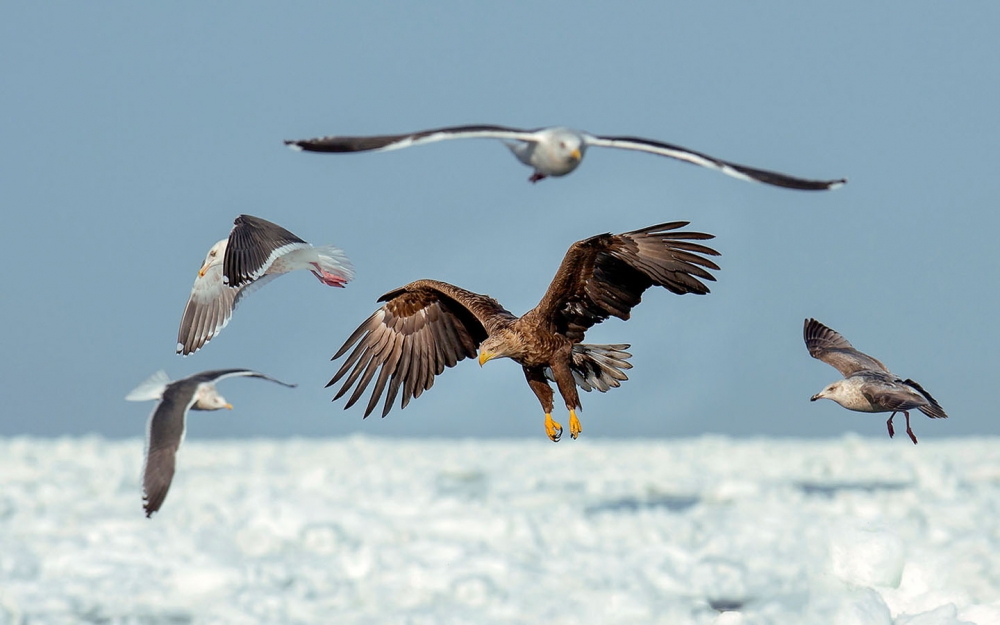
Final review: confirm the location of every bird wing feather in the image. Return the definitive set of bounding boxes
[176,264,239,355]
[585,134,846,191]
[804,318,890,377]
[141,379,197,517]
[904,378,948,419]
[328,280,513,418]
[284,124,543,153]
[531,222,720,343]
[224,214,310,287]
[859,374,928,413]
[184,368,298,388]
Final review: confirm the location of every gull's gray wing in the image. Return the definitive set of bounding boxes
[141,369,295,517]
[584,133,846,191]
[184,368,298,388]
[856,372,929,413]
[142,378,200,517]
[223,215,311,287]
[905,378,948,419]
[804,318,889,377]
[284,124,542,154]
[176,263,237,355]
[176,263,280,356]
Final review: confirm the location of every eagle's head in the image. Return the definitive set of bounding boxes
[478,331,524,366]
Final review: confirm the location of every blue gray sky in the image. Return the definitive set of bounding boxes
[2,3,998,440]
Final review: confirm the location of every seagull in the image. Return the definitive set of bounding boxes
[285,124,846,190]
[125,368,296,517]
[177,214,354,355]
[804,318,947,444]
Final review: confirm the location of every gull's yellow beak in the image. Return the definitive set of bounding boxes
[225,403,233,410]
[198,264,209,278]
[478,350,495,367]
[570,148,582,161]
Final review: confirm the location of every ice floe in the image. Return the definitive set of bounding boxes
[1,434,999,624]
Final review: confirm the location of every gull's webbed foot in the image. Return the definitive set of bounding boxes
[544,413,562,442]
[529,172,547,184]
[886,412,896,439]
[569,409,582,440]
[311,263,348,287]
[903,411,918,445]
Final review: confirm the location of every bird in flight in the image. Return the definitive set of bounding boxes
[804,318,947,444]
[285,124,846,190]
[125,368,296,517]
[328,222,720,441]
[177,214,353,355]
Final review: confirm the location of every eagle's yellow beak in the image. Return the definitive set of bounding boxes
[570,148,582,161]
[224,403,233,410]
[478,350,495,367]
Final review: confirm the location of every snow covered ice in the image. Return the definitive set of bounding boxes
[2,435,1000,624]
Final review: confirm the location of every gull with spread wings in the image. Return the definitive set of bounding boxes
[125,368,296,517]
[328,222,720,441]
[285,124,846,190]
[177,214,354,355]
[804,318,947,444]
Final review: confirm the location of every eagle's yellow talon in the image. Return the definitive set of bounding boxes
[544,413,563,442]
[569,409,582,439]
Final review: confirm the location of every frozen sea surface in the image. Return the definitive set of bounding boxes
[2,435,1000,625]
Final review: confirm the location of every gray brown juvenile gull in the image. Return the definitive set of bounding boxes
[125,368,296,517]
[804,318,947,444]
[177,214,354,355]
[285,124,846,190]
[328,222,719,442]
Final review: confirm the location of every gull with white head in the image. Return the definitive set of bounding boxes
[177,214,354,355]
[804,318,947,444]
[285,124,846,190]
[125,368,296,517]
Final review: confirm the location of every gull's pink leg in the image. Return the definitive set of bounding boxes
[529,172,547,183]
[904,410,918,445]
[886,412,896,438]
[311,263,347,287]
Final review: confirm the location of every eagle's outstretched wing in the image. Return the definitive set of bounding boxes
[329,279,514,418]
[531,222,720,343]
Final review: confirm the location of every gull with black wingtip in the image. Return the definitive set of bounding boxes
[285,124,846,190]
[125,368,296,517]
[177,214,354,355]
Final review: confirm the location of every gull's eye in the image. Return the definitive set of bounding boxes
[559,141,566,148]
[210,251,216,257]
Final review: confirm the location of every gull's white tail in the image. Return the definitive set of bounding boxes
[310,245,355,286]
[125,370,171,402]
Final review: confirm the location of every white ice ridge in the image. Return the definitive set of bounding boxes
[1,434,1000,624]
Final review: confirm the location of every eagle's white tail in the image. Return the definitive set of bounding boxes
[545,343,633,393]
